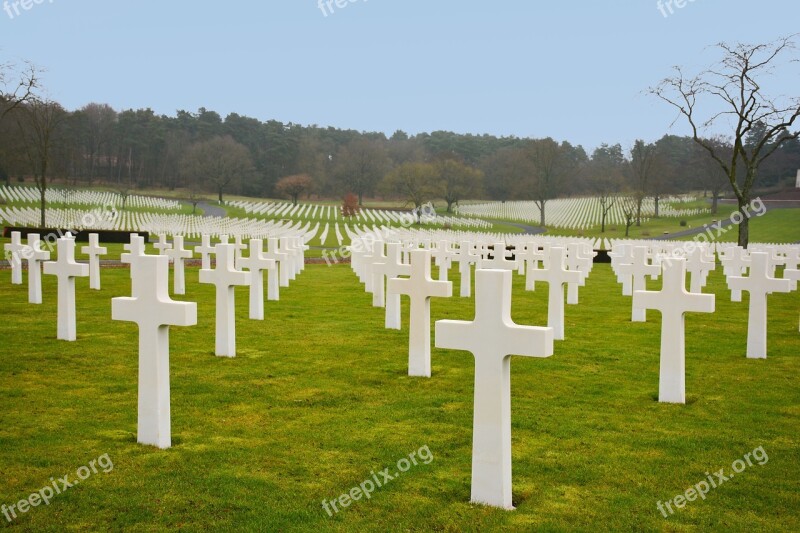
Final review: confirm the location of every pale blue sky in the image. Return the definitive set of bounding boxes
[2,0,798,151]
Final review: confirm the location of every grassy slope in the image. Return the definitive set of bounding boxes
[551,207,800,245]
[0,262,798,531]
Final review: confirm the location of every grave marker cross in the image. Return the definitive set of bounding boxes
[435,269,554,509]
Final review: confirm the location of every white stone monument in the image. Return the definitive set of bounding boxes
[480,243,516,271]
[4,231,25,285]
[783,267,800,332]
[431,240,455,281]
[370,239,388,307]
[633,258,715,403]
[164,235,193,295]
[685,246,715,293]
[195,234,215,270]
[199,243,251,357]
[233,235,247,269]
[26,234,50,304]
[455,240,480,297]
[435,269,554,509]
[263,237,287,299]
[617,246,660,322]
[374,242,411,330]
[727,252,792,358]
[527,247,580,340]
[238,239,276,320]
[122,234,146,279]
[153,234,172,255]
[43,236,90,341]
[111,253,197,449]
[387,249,452,377]
[81,233,107,290]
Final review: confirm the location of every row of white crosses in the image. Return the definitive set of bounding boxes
[611,242,799,405]
[112,233,307,447]
[2,232,107,340]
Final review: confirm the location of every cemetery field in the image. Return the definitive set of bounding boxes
[0,263,798,531]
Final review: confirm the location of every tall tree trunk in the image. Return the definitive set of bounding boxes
[635,197,642,227]
[539,201,545,227]
[218,187,223,204]
[711,191,719,215]
[654,195,660,218]
[737,202,750,248]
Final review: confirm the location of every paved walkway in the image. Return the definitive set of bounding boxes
[504,222,546,235]
[196,201,226,218]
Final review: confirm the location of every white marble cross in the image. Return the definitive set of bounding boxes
[263,237,287,297]
[280,237,299,281]
[727,252,792,359]
[370,239,388,307]
[233,235,247,270]
[374,242,410,329]
[292,236,307,275]
[4,231,25,284]
[455,240,480,297]
[25,234,50,304]
[112,253,197,449]
[610,244,634,293]
[527,247,581,340]
[565,243,592,305]
[199,243,251,357]
[783,267,800,332]
[164,235,193,295]
[633,258,715,403]
[43,236,90,341]
[435,268,554,509]
[387,249,452,377]
[195,234,215,270]
[238,239,276,320]
[685,246,715,293]
[719,246,750,302]
[431,240,455,281]
[81,233,107,290]
[525,243,549,292]
[617,246,660,322]
[122,234,146,279]
[153,234,172,255]
[480,242,517,271]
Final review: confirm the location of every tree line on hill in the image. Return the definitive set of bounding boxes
[1,36,798,247]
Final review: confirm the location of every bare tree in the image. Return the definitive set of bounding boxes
[180,135,253,203]
[651,35,800,247]
[433,156,483,213]
[524,138,565,227]
[589,169,622,233]
[0,59,39,123]
[333,139,389,206]
[15,97,66,228]
[381,162,439,221]
[628,140,657,226]
[620,195,638,238]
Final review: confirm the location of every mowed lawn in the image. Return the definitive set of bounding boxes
[0,260,798,531]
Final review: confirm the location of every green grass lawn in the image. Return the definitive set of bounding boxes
[551,207,800,245]
[0,260,798,531]
[697,208,800,244]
